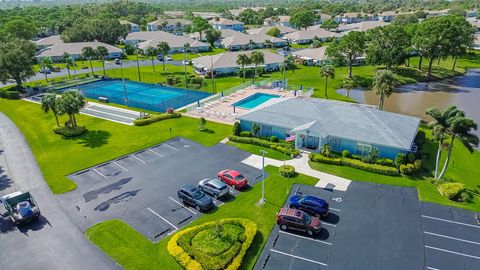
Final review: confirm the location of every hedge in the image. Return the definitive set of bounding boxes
[309,153,399,176]
[53,126,86,137]
[228,135,299,157]
[438,182,465,200]
[0,90,20,99]
[133,112,181,126]
[167,218,257,270]
[279,165,296,177]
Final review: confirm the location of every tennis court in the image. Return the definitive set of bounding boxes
[71,79,212,112]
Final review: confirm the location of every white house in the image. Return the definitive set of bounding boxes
[291,47,330,66]
[35,35,64,50]
[247,25,297,37]
[119,20,140,32]
[283,29,340,44]
[334,12,376,24]
[125,31,210,53]
[35,42,123,62]
[263,16,291,27]
[192,50,283,76]
[147,18,191,32]
[210,18,245,32]
[336,21,390,33]
[221,33,288,50]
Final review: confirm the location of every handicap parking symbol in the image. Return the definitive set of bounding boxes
[332,197,343,203]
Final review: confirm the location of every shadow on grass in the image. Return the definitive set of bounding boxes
[240,231,265,270]
[352,75,373,88]
[75,130,111,148]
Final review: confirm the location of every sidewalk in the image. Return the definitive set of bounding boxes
[241,152,351,191]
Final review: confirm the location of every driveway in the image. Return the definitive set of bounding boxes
[0,112,118,270]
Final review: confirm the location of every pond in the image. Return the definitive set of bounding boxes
[337,69,480,140]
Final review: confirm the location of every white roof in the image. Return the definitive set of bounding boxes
[119,20,139,27]
[292,47,328,61]
[247,25,297,35]
[221,33,285,47]
[211,18,244,26]
[126,31,209,49]
[147,18,191,27]
[193,50,283,70]
[35,35,64,46]
[284,29,340,41]
[337,21,390,32]
[36,42,122,58]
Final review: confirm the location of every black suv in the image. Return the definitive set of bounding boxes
[177,184,214,212]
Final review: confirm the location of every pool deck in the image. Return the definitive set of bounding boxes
[185,86,297,125]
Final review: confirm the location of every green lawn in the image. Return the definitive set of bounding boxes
[0,99,232,194]
[227,141,293,161]
[86,166,318,270]
[309,127,480,212]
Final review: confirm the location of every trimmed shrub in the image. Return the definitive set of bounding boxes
[233,122,241,136]
[406,152,416,163]
[53,126,86,137]
[342,158,399,176]
[167,218,257,270]
[279,165,296,177]
[438,182,465,200]
[376,158,394,167]
[341,150,351,158]
[270,135,279,142]
[0,90,20,99]
[133,112,181,126]
[320,144,331,157]
[309,153,342,165]
[239,131,251,137]
[413,159,422,171]
[228,135,299,157]
[394,153,406,168]
[460,191,473,202]
[399,163,415,175]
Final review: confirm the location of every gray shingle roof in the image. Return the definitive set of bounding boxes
[247,25,297,35]
[221,33,285,47]
[36,42,122,58]
[126,31,209,49]
[35,35,64,46]
[193,50,283,70]
[337,21,389,32]
[284,29,340,41]
[238,97,420,150]
[291,47,328,61]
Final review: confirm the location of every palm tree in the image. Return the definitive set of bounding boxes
[250,51,264,84]
[248,39,256,50]
[96,46,109,76]
[157,41,170,71]
[343,78,354,97]
[62,53,73,79]
[40,57,53,82]
[437,113,478,179]
[40,93,61,127]
[58,90,86,128]
[372,70,394,110]
[183,43,190,88]
[320,64,335,99]
[264,39,272,49]
[145,46,158,72]
[81,47,96,76]
[236,53,251,83]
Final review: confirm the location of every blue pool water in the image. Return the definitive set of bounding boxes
[233,93,280,109]
[68,79,211,112]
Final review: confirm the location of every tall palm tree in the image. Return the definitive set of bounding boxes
[62,52,73,79]
[96,46,109,76]
[81,46,96,76]
[236,53,251,83]
[264,39,272,49]
[343,78,354,97]
[183,43,190,88]
[320,64,335,99]
[426,106,462,179]
[372,70,394,110]
[40,57,53,82]
[145,46,158,72]
[40,93,61,127]
[57,90,86,128]
[250,51,264,84]
[157,41,170,71]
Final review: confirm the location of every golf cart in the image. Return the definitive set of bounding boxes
[0,191,41,225]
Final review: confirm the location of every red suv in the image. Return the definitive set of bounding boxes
[217,169,249,189]
[276,208,322,236]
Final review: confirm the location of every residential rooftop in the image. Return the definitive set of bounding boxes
[283,28,340,40]
[193,50,283,70]
[36,41,122,58]
[35,35,64,47]
[221,33,285,48]
[337,21,390,32]
[125,31,208,49]
[291,47,328,61]
[247,25,297,35]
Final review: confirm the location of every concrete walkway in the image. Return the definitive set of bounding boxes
[241,152,351,191]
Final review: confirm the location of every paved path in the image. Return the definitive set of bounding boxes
[240,152,351,191]
[0,112,118,270]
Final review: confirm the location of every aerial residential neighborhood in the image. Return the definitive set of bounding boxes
[0,0,480,270]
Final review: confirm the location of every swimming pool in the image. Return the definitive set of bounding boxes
[67,79,211,112]
[232,93,280,109]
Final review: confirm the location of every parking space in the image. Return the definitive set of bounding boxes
[255,182,479,270]
[57,137,262,242]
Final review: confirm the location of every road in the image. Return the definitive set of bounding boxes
[0,112,118,270]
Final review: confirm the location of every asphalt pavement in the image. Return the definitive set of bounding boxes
[0,112,118,270]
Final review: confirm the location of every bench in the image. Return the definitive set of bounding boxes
[98,97,109,103]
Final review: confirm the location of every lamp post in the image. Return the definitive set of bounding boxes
[72,57,79,90]
[135,45,141,81]
[120,60,129,107]
[259,149,267,205]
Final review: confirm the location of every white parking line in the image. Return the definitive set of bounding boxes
[168,197,197,215]
[92,168,107,179]
[425,245,480,260]
[132,154,148,164]
[164,144,179,151]
[427,267,440,270]
[422,215,480,229]
[322,222,336,228]
[113,161,128,172]
[270,249,327,266]
[147,207,178,230]
[279,230,332,245]
[424,231,480,245]
[329,207,341,212]
[149,149,164,157]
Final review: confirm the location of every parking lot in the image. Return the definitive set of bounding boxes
[255,183,480,270]
[57,137,262,242]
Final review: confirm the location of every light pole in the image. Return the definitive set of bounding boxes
[120,60,129,107]
[210,55,216,93]
[259,149,267,205]
[135,45,141,81]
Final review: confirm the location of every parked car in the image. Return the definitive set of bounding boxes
[289,195,329,217]
[177,184,214,212]
[165,55,172,61]
[217,169,248,189]
[157,54,164,61]
[114,58,121,65]
[182,60,191,65]
[51,66,61,72]
[0,191,41,225]
[276,208,321,236]
[39,67,51,74]
[198,178,229,199]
